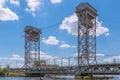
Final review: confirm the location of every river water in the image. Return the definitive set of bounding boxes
[0,76,119,80]
[0,77,74,80]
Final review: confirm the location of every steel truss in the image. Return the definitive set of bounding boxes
[78,64,120,75]
[24,26,41,69]
[75,3,98,75]
[17,3,120,77]
[10,64,120,75]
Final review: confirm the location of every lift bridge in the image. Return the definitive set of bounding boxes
[9,3,120,77]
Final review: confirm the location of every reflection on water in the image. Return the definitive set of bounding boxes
[0,77,118,80]
[0,77,75,80]
[0,77,40,80]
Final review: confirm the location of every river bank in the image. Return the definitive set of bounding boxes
[0,72,25,77]
[0,72,115,80]
[75,75,114,80]
[0,68,115,79]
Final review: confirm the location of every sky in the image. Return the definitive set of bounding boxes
[0,0,120,67]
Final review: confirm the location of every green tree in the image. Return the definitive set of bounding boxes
[40,60,46,64]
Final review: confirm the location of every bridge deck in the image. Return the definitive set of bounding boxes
[9,63,120,75]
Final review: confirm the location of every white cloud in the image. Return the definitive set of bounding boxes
[9,54,24,61]
[26,51,59,63]
[73,53,104,58]
[25,0,41,16]
[0,7,19,21]
[73,53,77,57]
[7,62,24,68]
[41,54,55,60]
[40,51,58,60]
[40,51,46,55]
[42,36,59,45]
[0,54,24,61]
[40,54,70,65]
[60,13,78,35]
[60,43,76,48]
[50,0,62,4]
[96,19,110,37]
[59,13,109,37]
[29,51,57,60]
[96,53,104,57]
[0,0,5,7]
[103,58,113,63]
[30,51,46,55]
[10,0,20,6]
[0,0,19,21]
[30,51,66,63]
[0,57,8,60]
[112,56,120,59]
[103,56,120,63]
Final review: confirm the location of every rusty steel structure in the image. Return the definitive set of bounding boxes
[10,3,120,77]
[24,26,41,69]
[76,3,97,65]
[75,3,98,75]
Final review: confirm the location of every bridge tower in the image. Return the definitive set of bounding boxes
[24,26,41,69]
[75,3,98,74]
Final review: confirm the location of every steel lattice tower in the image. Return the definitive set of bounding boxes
[24,26,41,69]
[76,3,98,67]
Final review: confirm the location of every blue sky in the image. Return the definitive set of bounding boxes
[0,0,120,67]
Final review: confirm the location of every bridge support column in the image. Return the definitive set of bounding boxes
[75,3,98,75]
[24,26,41,69]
